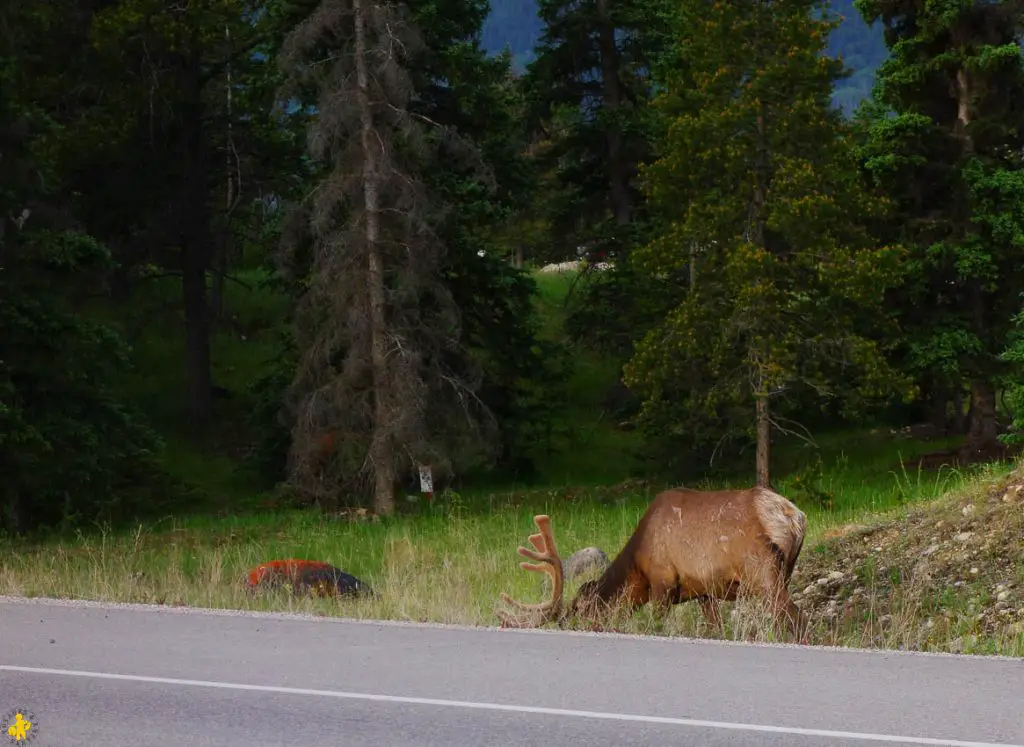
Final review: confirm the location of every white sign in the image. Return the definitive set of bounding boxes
[418,465,433,494]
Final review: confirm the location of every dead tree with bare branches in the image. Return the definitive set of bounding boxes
[278,0,495,515]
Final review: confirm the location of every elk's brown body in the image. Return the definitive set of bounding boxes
[498,486,809,640]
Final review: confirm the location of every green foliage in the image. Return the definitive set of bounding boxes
[855,0,1024,438]
[563,258,678,362]
[624,0,910,477]
[999,307,1024,447]
[407,27,573,477]
[448,257,573,480]
[4,0,1023,538]
[244,328,300,483]
[481,0,890,113]
[0,3,168,534]
[519,0,669,261]
[0,229,165,535]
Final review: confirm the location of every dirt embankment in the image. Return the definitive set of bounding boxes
[791,467,1024,654]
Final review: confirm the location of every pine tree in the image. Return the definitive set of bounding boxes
[624,0,908,485]
[855,0,1024,456]
[279,0,496,513]
[522,0,670,259]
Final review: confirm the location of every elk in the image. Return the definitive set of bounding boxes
[497,486,809,641]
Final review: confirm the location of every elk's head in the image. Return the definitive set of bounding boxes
[497,515,610,628]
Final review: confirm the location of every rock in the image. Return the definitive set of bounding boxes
[803,584,817,595]
[954,531,974,543]
[922,544,940,557]
[970,567,980,575]
[997,591,1011,602]
[563,547,611,581]
[961,504,976,516]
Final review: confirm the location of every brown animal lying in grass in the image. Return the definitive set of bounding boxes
[497,486,809,642]
[244,559,375,599]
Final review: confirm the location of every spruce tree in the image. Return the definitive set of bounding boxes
[625,0,907,485]
[855,0,1024,456]
[279,0,495,513]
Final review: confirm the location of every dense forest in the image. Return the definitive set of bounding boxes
[4,0,1024,537]
[481,0,890,111]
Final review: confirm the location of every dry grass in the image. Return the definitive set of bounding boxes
[789,464,1024,655]
[1,461,1022,656]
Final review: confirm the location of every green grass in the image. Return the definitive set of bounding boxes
[1,455,1018,654]
[6,263,1020,654]
[528,267,643,486]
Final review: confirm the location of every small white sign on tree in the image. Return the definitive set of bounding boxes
[418,465,434,501]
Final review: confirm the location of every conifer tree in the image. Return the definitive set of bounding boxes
[522,0,670,259]
[279,0,495,514]
[855,0,1024,455]
[624,0,907,485]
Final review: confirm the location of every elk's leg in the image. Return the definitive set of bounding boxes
[698,597,724,634]
[780,589,809,642]
[648,579,676,622]
[600,572,650,627]
[760,573,807,642]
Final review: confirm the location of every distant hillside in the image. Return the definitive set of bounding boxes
[480,0,888,113]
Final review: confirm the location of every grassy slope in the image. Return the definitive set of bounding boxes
[528,269,643,486]
[2,264,1020,655]
[791,468,1024,655]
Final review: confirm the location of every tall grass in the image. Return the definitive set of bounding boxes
[2,455,1018,656]
[11,264,1020,654]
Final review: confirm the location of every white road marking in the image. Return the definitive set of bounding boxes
[2,665,1019,747]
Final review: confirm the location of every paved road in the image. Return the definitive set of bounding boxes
[1,596,1022,747]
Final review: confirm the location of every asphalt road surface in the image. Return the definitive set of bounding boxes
[1,596,1022,747]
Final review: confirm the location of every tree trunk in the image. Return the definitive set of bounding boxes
[751,102,771,490]
[354,0,396,516]
[964,378,999,454]
[926,380,949,433]
[211,23,235,323]
[954,67,973,155]
[756,395,771,489]
[3,488,25,536]
[952,384,966,433]
[595,0,630,228]
[180,44,213,424]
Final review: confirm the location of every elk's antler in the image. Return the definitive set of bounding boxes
[497,514,564,628]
